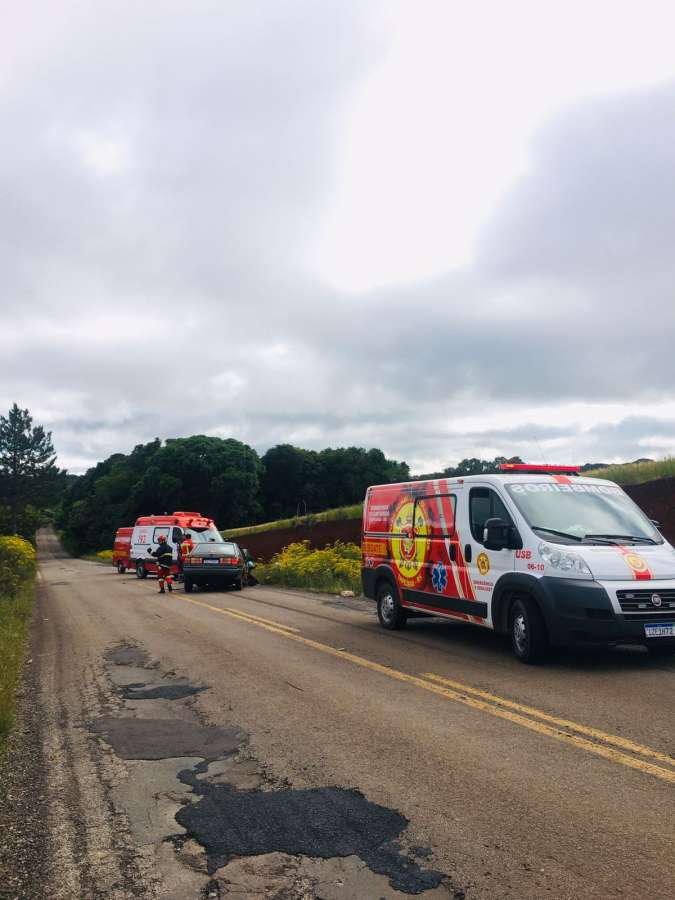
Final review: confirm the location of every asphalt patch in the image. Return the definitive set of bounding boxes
[175,766,445,892]
[119,682,206,701]
[105,644,150,667]
[90,717,243,760]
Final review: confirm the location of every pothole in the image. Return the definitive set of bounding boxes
[120,683,206,701]
[174,763,445,892]
[89,717,244,760]
[94,641,458,897]
[105,642,151,667]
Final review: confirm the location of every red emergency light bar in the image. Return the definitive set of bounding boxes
[500,463,581,475]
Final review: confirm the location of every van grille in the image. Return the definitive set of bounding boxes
[617,589,675,621]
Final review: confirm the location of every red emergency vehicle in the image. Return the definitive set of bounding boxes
[112,511,221,579]
[361,465,675,662]
[112,528,133,574]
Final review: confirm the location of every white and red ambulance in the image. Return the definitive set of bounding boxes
[361,464,675,663]
[119,511,221,579]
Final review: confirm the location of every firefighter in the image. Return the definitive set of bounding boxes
[147,534,174,593]
[177,531,194,580]
[180,532,195,563]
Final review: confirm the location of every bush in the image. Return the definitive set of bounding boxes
[256,540,361,594]
[0,536,37,599]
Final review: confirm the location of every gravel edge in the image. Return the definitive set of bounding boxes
[0,586,51,900]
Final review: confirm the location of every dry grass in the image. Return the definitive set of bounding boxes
[226,503,363,539]
[584,457,675,485]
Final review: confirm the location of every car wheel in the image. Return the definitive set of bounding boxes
[184,577,194,594]
[376,581,407,630]
[117,563,126,574]
[234,577,243,591]
[136,561,147,579]
[646,640,675,657]
[510,595,548,664]
[241,569,248,588]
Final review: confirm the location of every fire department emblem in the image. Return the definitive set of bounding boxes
[624,553,648,574]
[476,552,490,576]
[389,498,429,587]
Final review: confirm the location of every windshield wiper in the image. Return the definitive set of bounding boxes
[532,526,582,542]
[584,533,657,545]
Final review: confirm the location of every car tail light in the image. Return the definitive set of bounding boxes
[220,556,239,565]
[189,556,202,564]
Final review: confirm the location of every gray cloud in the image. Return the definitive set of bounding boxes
[1,3,675,474]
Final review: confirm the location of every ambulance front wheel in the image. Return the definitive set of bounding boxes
[136,561,147,579]
[117,563,126,574]
[509,595,548,664]
[377,581,407,630]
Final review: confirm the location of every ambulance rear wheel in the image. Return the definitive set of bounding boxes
[136,561,147,579]
[117,563,126,574]
[509,595,548,664]
[377,581,407,630]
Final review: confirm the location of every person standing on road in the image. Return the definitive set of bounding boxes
[178,532,194,581]
[147,534,174,594]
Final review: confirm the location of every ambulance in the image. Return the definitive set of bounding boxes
[126,511,221,579]
[361,464,675,663]
[112,527,133,573]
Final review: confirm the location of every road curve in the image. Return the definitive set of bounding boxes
[28,529,675,899]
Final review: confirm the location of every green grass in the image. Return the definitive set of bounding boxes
[584,457,675,485]
[0,579,35,756]
[226,503,363,539]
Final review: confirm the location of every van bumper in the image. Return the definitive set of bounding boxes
[535,577,656,647]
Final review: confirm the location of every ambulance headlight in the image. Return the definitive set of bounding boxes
[538,543,593,578]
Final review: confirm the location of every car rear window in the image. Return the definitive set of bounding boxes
[193,542,238,554]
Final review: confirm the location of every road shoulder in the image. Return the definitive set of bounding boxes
[0,587,51,900]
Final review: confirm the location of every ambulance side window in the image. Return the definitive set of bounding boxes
[469,489,513,544]
[171,527,183,544]
[415,495,456,538]
[153,526,170,543]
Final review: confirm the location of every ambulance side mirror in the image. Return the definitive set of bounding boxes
[483,517,521,551]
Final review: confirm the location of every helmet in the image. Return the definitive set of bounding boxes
[158,534,167,542]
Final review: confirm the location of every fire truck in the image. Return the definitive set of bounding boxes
[112,511,221,579]
[361,464,675,663]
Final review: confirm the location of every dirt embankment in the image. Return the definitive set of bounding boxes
[227,518,361,561]
[231,479,675,562]
[624,478,675,544]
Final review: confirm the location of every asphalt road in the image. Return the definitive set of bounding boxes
[28,529,675,899]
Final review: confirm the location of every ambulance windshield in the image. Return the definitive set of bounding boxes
[506,482,662,545]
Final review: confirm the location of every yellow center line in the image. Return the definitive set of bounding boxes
[423,672,675,768]
[176,595,299,634]
[172,594,675,785]
[223,606,301,633]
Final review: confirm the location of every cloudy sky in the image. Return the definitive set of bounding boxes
[3,0,675,475]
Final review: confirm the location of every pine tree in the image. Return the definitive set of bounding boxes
[0,404,58,534]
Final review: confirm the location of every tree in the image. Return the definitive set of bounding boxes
[0,404,60,534]
[261,445,322,519]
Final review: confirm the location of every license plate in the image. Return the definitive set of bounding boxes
[203,559,219,565]
[644,623,675,638]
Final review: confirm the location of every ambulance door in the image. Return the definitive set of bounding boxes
[463,485,517,626]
